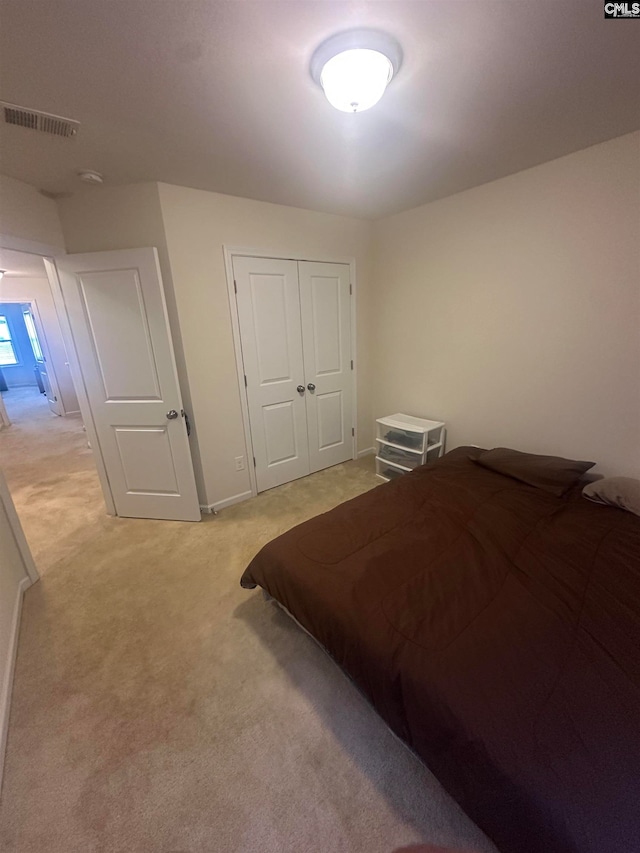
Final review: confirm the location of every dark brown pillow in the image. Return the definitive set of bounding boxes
[474,447,595,496]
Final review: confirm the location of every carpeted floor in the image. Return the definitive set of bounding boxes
[0,391,497,853]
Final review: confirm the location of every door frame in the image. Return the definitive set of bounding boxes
[0,233,116,516]
[223,245,358,498]
[0,296,64,415]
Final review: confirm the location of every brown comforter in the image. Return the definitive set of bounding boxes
[241,448,640,853]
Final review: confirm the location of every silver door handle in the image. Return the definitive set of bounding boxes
[166,409,179,419]
[296,385,305,393]
[307,383,316,392]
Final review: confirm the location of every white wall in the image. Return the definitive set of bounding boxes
[157,183,373,508]
[58,183,373,509]
[372,132,640,477]
[0,470,33,788]
[0,277,79,413]
[57,182,208,502]
[0,174,65,248]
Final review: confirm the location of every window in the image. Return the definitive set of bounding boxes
[0,315,18,366]
[23,310,44,361]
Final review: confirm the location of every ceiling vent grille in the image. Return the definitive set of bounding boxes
[1,102,79,138]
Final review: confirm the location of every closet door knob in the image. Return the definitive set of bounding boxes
[296,385,305,393]
[307,383,316,392]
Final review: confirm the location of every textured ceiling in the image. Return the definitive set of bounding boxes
[0,0,638,219]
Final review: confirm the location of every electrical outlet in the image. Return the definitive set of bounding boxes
[235,456,245,471]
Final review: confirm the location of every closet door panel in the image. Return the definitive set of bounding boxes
[233,256,310,492]
[299,261,353,473]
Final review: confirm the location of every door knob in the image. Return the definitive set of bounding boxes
[307,383,316,392]
[166,409,179,419]
[296,385,305,393]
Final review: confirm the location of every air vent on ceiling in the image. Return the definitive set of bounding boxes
[1,101,79,138]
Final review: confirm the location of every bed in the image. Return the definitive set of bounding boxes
[240,447,640,853]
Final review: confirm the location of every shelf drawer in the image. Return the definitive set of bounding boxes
[377,424,425,451]
[377,442,424,469]
[375,456,409,481]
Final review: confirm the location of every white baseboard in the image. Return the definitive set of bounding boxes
[357,447,376,458]
[201,489,253,514]
[0,575,31,794]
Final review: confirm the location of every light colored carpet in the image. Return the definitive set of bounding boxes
[0,387,107,576]
[0,391,497,853]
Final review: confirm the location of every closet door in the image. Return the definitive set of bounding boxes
[299,262,353,473]
[233,256,310,492]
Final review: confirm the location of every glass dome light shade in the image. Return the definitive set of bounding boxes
[320,48,394,113]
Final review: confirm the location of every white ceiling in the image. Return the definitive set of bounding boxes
[0,1,638,219]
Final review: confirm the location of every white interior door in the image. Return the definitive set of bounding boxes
[233,256,310,492]
[299,262,353,473]
[23,303,62,416]
[56,248,200,521]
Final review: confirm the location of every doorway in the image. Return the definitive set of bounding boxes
[0,298,64,418]
[228,251,356,494]
[0,246,104,574]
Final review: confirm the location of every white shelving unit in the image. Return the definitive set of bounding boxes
[375,413,446,482]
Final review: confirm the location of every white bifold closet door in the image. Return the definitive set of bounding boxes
[233,256,353,493]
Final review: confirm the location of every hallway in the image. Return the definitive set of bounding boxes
[0,386,105,575]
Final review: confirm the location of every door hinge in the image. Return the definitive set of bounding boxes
[244,374,247,387]
[351,427,355,437]
[349,283,352,295]
[253,456,256,468]
[233,280,237,294]
[350,360,354,370]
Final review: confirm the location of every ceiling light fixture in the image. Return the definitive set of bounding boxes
[311,29,402,113]
[77,169,103,185]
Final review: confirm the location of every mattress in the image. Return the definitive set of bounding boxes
[241,447,640,853]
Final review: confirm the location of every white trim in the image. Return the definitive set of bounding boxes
[357,447,376,458]
[223,245,356,265]
[0,575,30,795]
[0,296,66,416]
[204,489,254,513]
[0,394,10,429]
[0,233,62,258]
[222,245,358,499]
[222,248,259,498]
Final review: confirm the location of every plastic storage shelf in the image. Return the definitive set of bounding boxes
[375,413,446,482]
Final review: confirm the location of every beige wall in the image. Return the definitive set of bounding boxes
[371,131,640,477]
[157,183,373,507]
[58,183,373,508]
[0,470,32,784]
[0,174,65,248]
[56,183,208,500]
[0,276,79,413]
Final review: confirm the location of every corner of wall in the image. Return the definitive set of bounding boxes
[0,174,65,250]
